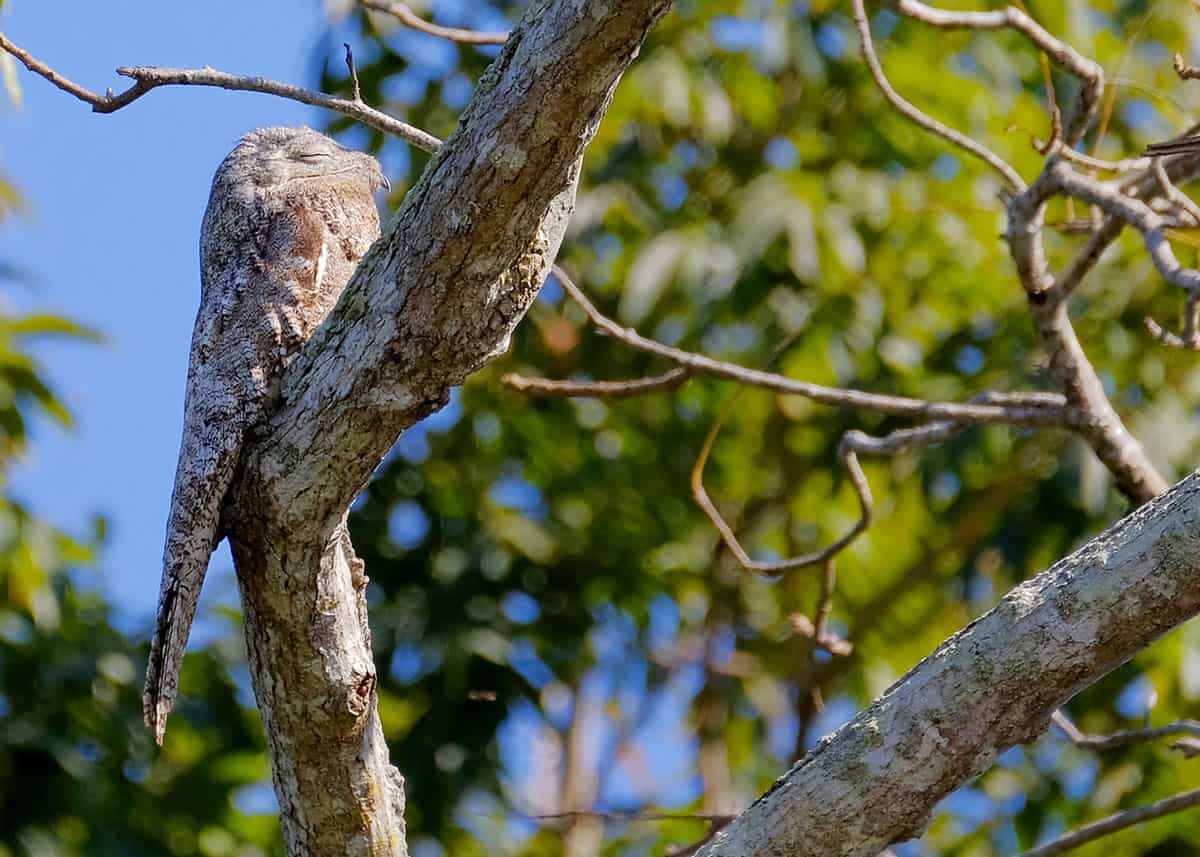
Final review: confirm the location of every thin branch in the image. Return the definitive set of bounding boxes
[1144,292,1200,350]
[1174,51,1200,81]
[689,394,1060,577]
[360,0,508,45]
[343,43,362,103]
[1017,788,1200,857]
[1051,709,1200,751]
[851,0,1026,191]
[551,266,1073,428]
[789,612,854,657]
[1051,161,1200,292]
[0,33,442,153]
[882,0,1103,146]
[1183,292,1200,347]
[813,556,838,643]
[502,367,691,398]
[790,558,854,657]
[689,409,871,576]
[531,810,734,825]
[1038,142,1149,175]
[1005,162,1170,503]
[1153,157,1200,224]
[1054,217,1124,299]
[0,31,119,109]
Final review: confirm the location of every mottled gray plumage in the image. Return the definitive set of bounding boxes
[145,127,386,744]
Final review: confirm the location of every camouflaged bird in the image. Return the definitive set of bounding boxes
[144,127,387,744]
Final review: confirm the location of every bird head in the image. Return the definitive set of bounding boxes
[223,126,390,194]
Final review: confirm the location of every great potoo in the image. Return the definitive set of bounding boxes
[144,127,387,744]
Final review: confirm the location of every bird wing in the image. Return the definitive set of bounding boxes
[144,199,325,744]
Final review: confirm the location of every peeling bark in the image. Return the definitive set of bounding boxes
[694,471,1200,857]
[221,1,672,853]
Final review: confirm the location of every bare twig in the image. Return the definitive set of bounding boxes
[502,367,692,398]
[1032,105,1063,157]
[882,0,1103,146]
[813,556,838,643]
[360,0,508,45]
[1144,293,1200,350]
[0,33,442,153]
[1153,158,1200,224]
[1175,51,1200,81]
[1183,292,1200,347]
[343,43,362,103]
[689,393,1061,577]
[1051,161,1200,292]
[1017,788,1200,857]
[689,409,870,575]
[1038,143,1149,175]
[1052,709,1200,751]
[1142,65,1200,155]
[0,31,120,109]
[851,0,1026,191]
[551,266,1073,428]
[531,810,734,825]
[790,557,854,657]
[789,613,854,657]
[1054,217,1124,299]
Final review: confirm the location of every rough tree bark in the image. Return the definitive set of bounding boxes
[219,1,671,853]
[693,471,1200,857]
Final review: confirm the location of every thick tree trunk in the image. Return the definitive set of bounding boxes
[694,471,1200,857]
[221,1,672,853]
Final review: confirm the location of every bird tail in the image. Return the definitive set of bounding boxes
[143,549,207,745]
[144,421,240,745]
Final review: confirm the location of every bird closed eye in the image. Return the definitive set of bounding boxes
[296,151,335,161]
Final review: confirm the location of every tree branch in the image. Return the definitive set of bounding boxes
[1017,787,1200,857]
[548,266,1074,427]
[881,0,1103,145]
[1005,165,1169,503]
[0,33,441,152]
[359,0,509,45]
[502,367,692,398]
[852,0,1025,191]
[1051,709,1200,751]
[694,472,1200,857]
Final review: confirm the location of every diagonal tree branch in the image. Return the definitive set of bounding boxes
[694,472,1200,857]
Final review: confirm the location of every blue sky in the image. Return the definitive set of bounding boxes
[1,0,338,635]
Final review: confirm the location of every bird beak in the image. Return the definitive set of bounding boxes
[380,173,392,192]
